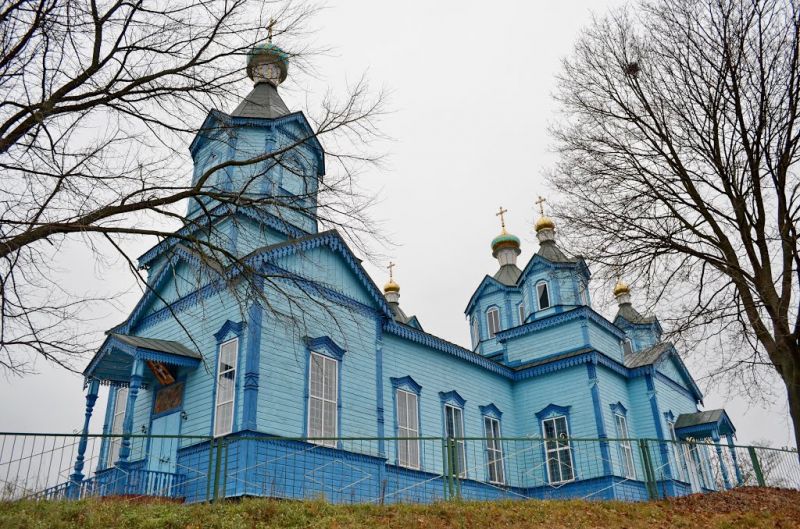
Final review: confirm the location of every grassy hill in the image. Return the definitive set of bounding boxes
[1,488,798,529]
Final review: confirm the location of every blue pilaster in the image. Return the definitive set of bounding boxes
[375,317,385,457]
[726,435,743,485]
[644,370,672,479]
[117,358,144,467]
[243,301,263,431]
[587,363,612,475]
[68,378,100,496]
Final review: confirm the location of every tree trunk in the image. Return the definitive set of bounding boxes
[782,358,800,460]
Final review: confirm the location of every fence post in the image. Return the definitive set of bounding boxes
[205,437,215,502]
[638,439,658,500]
[213,437,223,502]
[747,446,766,487]
[446,438,459,501]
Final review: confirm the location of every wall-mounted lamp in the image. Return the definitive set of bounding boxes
[180,411,189,421]
[140,425,148,434]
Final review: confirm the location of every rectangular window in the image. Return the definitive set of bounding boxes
[308,352,338,446]
[444,404,467,477]
[397,390,420,469]
[107,387,128,466]
[543,416,574,483]
[486,308,501,338]
[537,282,551,310]
[614,414,636,478]
[214,338,238,437]
[484,416,505,484]
[579,282,589,305]
[622,338,634,356]
[518,303,525,325]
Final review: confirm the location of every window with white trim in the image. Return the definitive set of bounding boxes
[486,307,501,338]
[621,338,634,356]
[214,337,238,437]
[542,416,574,483]
[471,317,480,347]
[668,420,687,481]
[484,416,505,484]
[537,282,551,310]
[614,414,636,478]
[308,351,338,446]
[444,404,467,477]
[107,387,128,465]
[518,303,525,325]
[578,281,589,305]
[396,389,420,469]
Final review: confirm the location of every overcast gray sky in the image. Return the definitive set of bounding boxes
[0,0,794,448]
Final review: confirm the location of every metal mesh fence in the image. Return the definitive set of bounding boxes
[1,432,797,504]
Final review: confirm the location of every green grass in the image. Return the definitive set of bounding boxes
[1,488,798,529]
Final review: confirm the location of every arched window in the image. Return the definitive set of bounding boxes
[471,317,480,347]
[486,307,501,338]
[518,303,525,325]
[578,281,589,306]
[536,281,551,310]
[621,338,634,356]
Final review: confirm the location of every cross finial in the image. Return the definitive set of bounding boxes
[387,261,396,281]
[535,195,547,216]
[495,206,508,232]
[267,18,275,42]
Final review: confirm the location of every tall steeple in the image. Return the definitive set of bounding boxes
[491,206,522,285]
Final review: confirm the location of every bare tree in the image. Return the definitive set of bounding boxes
[549,0,800,450]
[0,0,386,373]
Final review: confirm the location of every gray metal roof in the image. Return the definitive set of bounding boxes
[493,264,522,286]
[109,333,202,359]
[624,341,671,368]
[675,409,725,430]
[231,82,290,119]
[537,240,579,263]
[615,303,657,325]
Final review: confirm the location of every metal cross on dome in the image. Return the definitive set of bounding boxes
[267,18,275,41]
[387,261,396,281]
[496,206,508,230]
[535,195,547,216]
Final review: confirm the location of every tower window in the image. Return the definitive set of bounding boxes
[518,303,525,325]
[471,317,481,347]
[486,307,501,338]
[622,338,634,356]
[536,282,551,310]
[578,281,589,306]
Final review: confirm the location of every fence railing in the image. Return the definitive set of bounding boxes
[0,432,797,504]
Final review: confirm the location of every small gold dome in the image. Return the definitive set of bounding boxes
[613,279,631,297]
[384,279,400,294]
[535,215,555,232]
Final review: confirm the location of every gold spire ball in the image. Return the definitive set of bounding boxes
[384,262,400,294]
[534,195,555,232]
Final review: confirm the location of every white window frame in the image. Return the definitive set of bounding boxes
[471,317,480,348]
[107,386,128,466]
[621,338,634,356]
[578,281,589,305]
[396,389,420,469]
[542,415,575,484]
[614,413,636,479]
[486,307,501,338]
[484,416,505,484]
[444,404,467,478]
[213,337,239,437]
[518,303,525,325]
[668,421,688,482]
[536,282,551,310]
[307,351,338,447]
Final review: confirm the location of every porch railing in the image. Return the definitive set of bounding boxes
[0,432,797,504]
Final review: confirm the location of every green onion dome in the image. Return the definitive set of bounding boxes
[246,42,289,86]
[491,230,521,257]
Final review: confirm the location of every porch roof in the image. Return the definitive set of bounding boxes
[674,409,736,438]
[83,333,202,384]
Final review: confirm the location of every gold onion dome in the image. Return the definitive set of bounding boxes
[613,279,631,297]
[535,215,555,232]
[384,278,400,294]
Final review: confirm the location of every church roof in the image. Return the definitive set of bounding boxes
[109,333,202,360]
[624,341,671,368]
[537,240,579,263]
[615,303,658,325]
[493,264,522,286]
[675,409,735,437]
[231,81,290,119]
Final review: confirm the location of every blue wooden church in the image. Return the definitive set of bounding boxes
[69,39,743,503]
